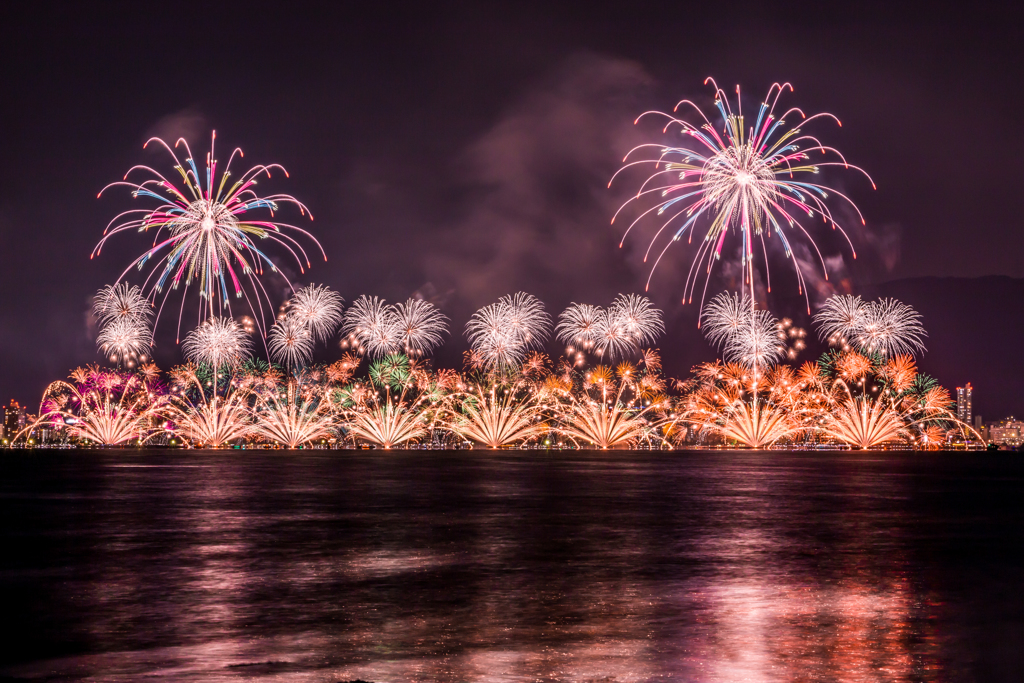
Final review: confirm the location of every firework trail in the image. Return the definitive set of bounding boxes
[94,131,323,339]
[611,79,873,316]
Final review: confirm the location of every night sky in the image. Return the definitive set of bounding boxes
[2,2,1022,418]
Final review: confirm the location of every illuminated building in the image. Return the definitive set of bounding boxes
[3,401,25,441]
[988,417,1023,447]
[956,383,972,424]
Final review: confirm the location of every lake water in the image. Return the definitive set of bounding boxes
[0,450,1021,682]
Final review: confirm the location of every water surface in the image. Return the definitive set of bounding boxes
[1,450,1022,681]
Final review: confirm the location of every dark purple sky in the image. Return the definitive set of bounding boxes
[1,2,1022,416]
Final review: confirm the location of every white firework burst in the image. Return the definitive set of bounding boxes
[701,292,754,350]
[97,316,152,367]
[182,317,253,369]
[392,298,448,356]
[702,292,783,369]
[500,292,551,351]
[285,284,344,343]
[93,283,152,326]
[858,298,927,357]
[466,303,523,371]
[726,308,785,369]
[341,295,402,358]
[466,293,550,371]
[268,317,315,369]
[814,295,926,357]
[602,293,664,354]
[812,294,866,349]
[556,303,604,350]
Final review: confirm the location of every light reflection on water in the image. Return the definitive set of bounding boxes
[0,450,1021,681]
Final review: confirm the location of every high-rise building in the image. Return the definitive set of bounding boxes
[3,401,25,442]
[956,383,973,424]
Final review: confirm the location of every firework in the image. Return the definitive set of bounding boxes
[557,396,660,449]
[165,364,253,447]
[268,316,314,369]
[606,294,664,349]
[285,284,344,343]
[93,283,152,326]
[341,295,401,357]
[392,298,449,356]
[556,303,604,351]
[501,292,552,350]
[466,293,550,371]
[553,359,671,449]
[250,383,335,448]
[612,80,873,313]
[727,309,785,370]
[168,393,253,447]
[94,131,323,336]
[812,294,865,349]
[688,387,801,448]
[343,389,432,449]
[30,371,166,446]
[819,387,907,449]
[859,298,927,357]
[449,382,548,448]
[700,292,752,349]
[814,295,927,357]
[182,317,252,369]
[701,293,784,369]
[96,316,152,367]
